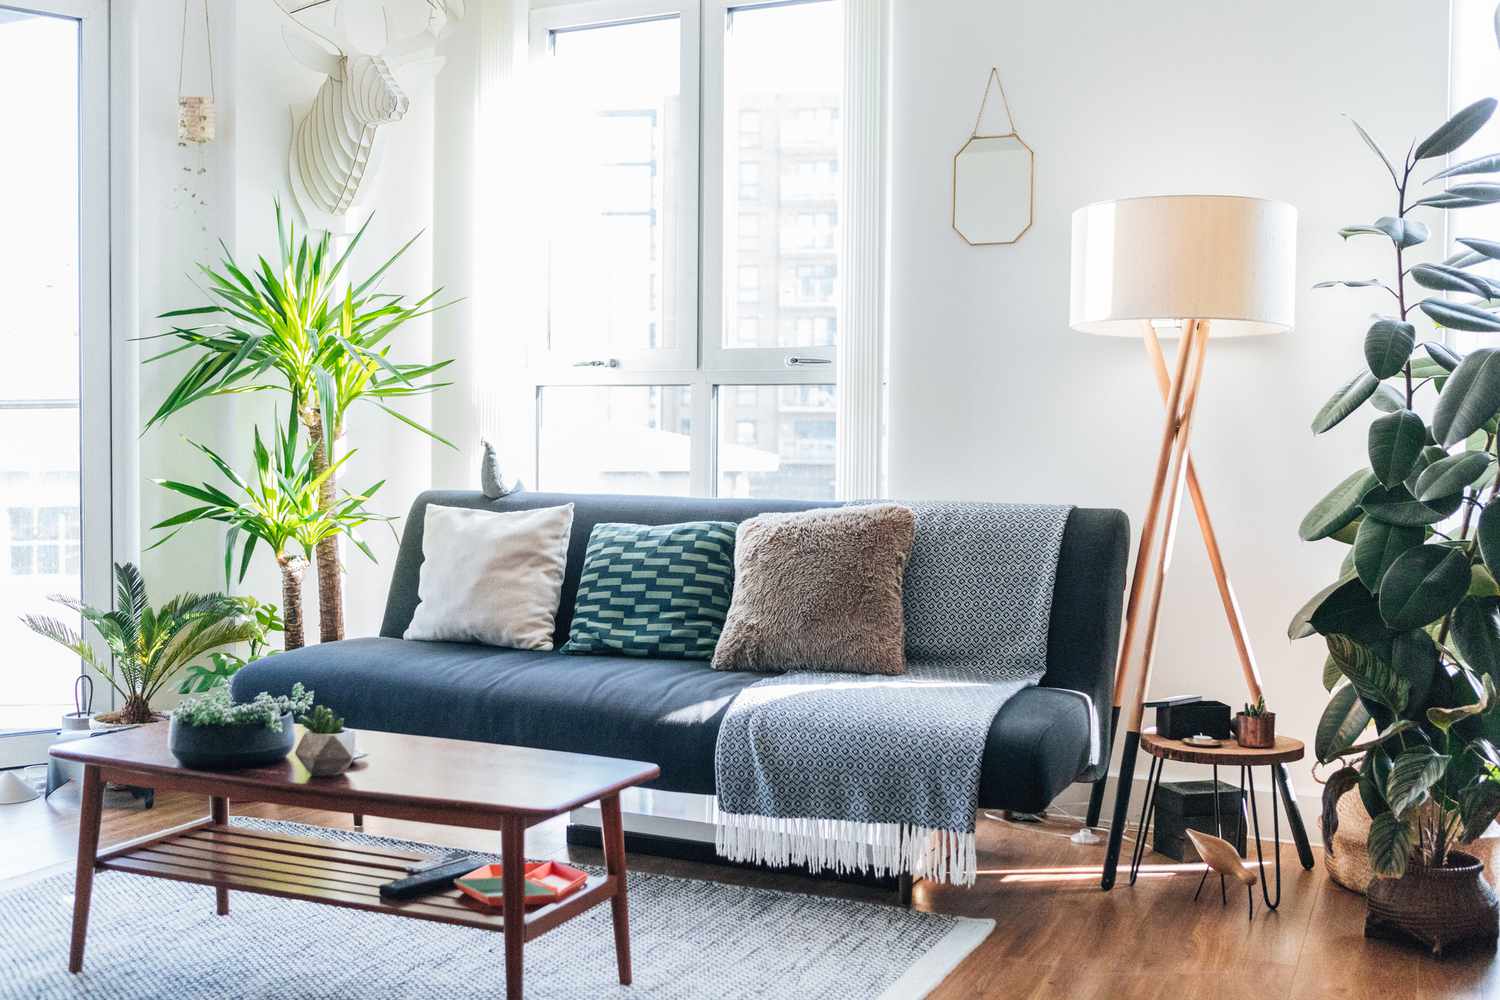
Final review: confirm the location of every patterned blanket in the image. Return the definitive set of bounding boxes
[714,502,1073,886]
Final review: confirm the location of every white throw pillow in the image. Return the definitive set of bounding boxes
[404,503,576,650]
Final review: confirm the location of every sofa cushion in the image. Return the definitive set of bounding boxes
[230,637,1093,808]
[560,520,738,660]
[713,504,916,676]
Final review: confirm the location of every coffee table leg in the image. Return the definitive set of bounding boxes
[501,817,526,1000]
[601,793,632,985]
[68,764,103,974]
[211,796,230,915]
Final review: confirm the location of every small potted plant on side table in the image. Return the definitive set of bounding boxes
[169,683,314,770]
[1233,697,1276,749]
[295,704,357,777]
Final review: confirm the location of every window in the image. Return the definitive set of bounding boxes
[529,0,843,498]
[1450,0,1500,354]
[0,0,110,738]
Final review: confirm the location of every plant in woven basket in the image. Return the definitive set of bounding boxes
[152,411,389,651]
[1290,93,1500,881]
[20,563,259,725]
[143,201,452,646]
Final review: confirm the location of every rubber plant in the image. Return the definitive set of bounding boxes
[20,563,258,724]
[1292,94,1500,878]
[143,202,451,644]
[151,410,389,651]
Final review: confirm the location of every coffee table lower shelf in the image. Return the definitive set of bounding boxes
[97,821,617,939]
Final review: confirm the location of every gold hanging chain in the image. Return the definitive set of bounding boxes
[971,66,1017,137]
[178,0,216,101]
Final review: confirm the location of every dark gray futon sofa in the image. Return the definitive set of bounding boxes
[232,491,1128,816]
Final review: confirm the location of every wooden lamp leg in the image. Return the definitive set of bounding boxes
[1100,320,1209,888]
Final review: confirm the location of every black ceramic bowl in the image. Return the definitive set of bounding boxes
[167,711,295,770]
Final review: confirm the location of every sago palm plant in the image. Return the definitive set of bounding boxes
[152,411,389,650]
[143,201,451,643]
[21,563,258,724]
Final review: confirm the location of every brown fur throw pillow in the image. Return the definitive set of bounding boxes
[711,504,916,675]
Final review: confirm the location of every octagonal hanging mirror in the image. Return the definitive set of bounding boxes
[952,68,1034,246]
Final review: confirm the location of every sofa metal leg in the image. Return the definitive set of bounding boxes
[1100,730,1140,891]
[1085,705,1120,828]
[897,873,914,907]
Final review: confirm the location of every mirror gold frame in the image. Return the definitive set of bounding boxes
[951,68,1034,247]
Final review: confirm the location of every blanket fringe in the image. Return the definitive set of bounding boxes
[714,809,979,887]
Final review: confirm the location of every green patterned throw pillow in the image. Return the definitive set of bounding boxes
[560,521,738,660]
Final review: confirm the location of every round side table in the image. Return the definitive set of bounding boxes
[1131,729,1305,910]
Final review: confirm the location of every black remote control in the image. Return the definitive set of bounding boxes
[379,856,489,900]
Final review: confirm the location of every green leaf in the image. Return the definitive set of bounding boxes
[1411,184,1500,210]
[1323,654,1344,692]
[1368,411,1427,487]
[1409,263,1493,297]
[1316,681,1372,762]
[1299,576,1396,646]
[1471,563,1500,598]
[1364,320,1417,380]
[1386,748,1452,819]
[1353,518,1424,590]
[1313,277,1392,292]
[1433,153,1500,181]
[1405,445,1449,494]
[1453,597,1500,683]
[1422,300,1500,336]
[1328,634,1412,715]
[1347,115,1399,185]
[1378,544,1471,630]
[1389,629,1437,710]
[1368,811,1415,877]
[1428,686,1490,731]
[1371,382,1407,414]
[1458,236,1500,260]
[1479,501,1500,572]
[1459,781,1500,842]
[1414,98,1498,160]
[1300,470,1380,541]
[1414,451,1494,501]
[1361,483,1462,526]
[1330,517,1364,545]
[1339,216,1429,249]
[1433,348,1500,446]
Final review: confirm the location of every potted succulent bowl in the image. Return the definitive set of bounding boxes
[1232,697,1276,749]
[295,704,357,777]
[168,683,313,770]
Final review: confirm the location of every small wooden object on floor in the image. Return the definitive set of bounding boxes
[52,724,660,1000]
[1186,829,1259,919]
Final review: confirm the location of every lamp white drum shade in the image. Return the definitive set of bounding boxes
[1069,195,1297,337]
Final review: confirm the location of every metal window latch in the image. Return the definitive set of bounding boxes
[572,358,620,368]
[784,355,831,367]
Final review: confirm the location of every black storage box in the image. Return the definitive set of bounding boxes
[1151,779,1246,862]
[1155,699,1231,739]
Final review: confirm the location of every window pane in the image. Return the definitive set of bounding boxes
[539,386,694,495]
[0,9,82,730]
[721,1,842,350]
[542,17,682,359]
[717,384,836,499]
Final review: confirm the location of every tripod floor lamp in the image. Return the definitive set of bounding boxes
[1067,194,1316,890]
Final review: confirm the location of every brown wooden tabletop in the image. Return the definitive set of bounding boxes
[52,723,660,822]
[1140,728,1304,766]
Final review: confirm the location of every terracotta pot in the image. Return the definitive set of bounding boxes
[295,729,357,777]
[1232,711,1275,749]
[1366,851,1500,955]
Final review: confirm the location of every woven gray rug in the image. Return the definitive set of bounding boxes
[0,818,992,999]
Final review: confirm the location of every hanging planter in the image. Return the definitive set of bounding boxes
[176,0,216,145]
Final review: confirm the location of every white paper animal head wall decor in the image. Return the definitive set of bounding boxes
[277,0,464,230]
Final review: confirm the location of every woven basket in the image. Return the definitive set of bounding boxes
[1366,851,1500,955]
[1326,787,1374,894]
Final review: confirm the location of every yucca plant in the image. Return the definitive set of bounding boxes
[152,410,389,650]
[143,201,452,644]
[20,563,258,724]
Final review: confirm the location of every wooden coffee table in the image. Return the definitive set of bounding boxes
[51,724,660,999]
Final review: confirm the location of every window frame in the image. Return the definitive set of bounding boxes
[523,0,841,500]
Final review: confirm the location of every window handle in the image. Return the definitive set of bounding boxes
[572,358,620,369]
[785,355,831,367]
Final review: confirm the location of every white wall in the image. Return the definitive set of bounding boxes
[886,0,1451,800]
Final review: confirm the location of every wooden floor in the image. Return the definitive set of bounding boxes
[6,783,1496,999]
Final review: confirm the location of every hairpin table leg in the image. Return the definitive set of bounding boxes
[1247,766,1282,910]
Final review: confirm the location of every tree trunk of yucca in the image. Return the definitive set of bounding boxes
[305,410,345,644]
[280,554,309,651]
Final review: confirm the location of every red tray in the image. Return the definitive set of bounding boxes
[456,860,589,909]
